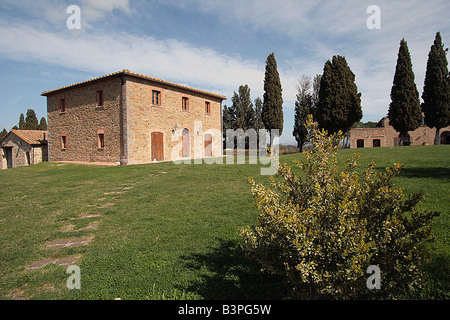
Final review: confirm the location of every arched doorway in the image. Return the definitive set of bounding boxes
[182,129,190,158]
[398,133,410,146]
[204,134,213,157]
[440,131,450,145]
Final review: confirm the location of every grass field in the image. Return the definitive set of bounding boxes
[0,145,448,300]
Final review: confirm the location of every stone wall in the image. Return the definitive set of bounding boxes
[0,134,47,169]
[125,77,223,164]
[46,77,122,163]
[349,117,450,148]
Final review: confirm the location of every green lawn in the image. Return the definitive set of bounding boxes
[0,145,448,300]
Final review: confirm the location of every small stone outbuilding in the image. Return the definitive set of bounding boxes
[349,117,450,148]
[0,130,48,169]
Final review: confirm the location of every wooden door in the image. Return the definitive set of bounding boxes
[151,132,164,161]
[204,134,212,157]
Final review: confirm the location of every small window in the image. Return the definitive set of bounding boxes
[96,90,104,107]
[152,90,161,106]
[205,101,211,114]
[373,139,381,147]
[182,97,189,111]
[98,133,105,149]
[357,139,364,148]
[61,135,68,149]
[59,98,66,113]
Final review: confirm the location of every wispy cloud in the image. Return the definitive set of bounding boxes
[0,24,263,98]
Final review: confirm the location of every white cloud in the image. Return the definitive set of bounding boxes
[0,24,263,99]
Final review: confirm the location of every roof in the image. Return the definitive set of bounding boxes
[41,69,227,100]
[11,130,48,145]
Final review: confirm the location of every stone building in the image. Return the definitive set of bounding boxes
[349,116,450,148]
[0,130,48,169]
[41,70,226,165]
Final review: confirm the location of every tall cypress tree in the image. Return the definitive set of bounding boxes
[316,55,362,134]
[18,113,25,129]
[422,32,450,145]
[388,39,422,145]
[262,53,284,139]
[24,109,39,130]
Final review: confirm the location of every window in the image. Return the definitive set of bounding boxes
[59,98,66,113]
[205,101,211,114]
[357,139,364,148]
[98,133,105,149]
[61,135,68,149]
[96,90,104,107]
[373,139,381,147]
[152,90,161,106]
[182,97,189,111]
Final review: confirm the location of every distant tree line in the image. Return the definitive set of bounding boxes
[1,109,47,140]
[293,31,449,150]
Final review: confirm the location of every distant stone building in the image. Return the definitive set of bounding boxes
[0,130,48,169]
[41,70,226,165]
[349,116,450,148]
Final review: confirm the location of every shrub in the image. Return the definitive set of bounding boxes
[240,116,439,299]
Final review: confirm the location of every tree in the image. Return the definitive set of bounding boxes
[388,39,423,145]
[253,97,264,132]
[232,85,254,131]
[422,32,450,145]
[316,55,362,134]
[293,76,313,152]
[222,104,234,149]
[0,128,7,140]
[24,109,39,130]
[241,116,439,299]
[39,117,48,130]
[262,53,284,140]
[18,113,25,129]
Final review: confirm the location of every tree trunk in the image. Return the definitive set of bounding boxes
[434,127,440,145]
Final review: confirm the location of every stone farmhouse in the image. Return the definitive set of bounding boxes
[349,116,450,148]
[41,70,226,165]
[0,130,48,169]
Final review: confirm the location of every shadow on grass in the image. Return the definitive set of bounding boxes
[179,239,291,300]
[397,167,450,180]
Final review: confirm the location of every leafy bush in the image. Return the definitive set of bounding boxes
[241,116,439,299]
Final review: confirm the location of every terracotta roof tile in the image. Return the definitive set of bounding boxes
[11,130,48,145]
[41,69,227,100]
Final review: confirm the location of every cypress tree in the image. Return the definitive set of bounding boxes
[24,109,39,130]
[316,55,362,134]
[18,113,25,129]
[388,39,422,145]
[39,117,48,130]
[253,97,264,132]
[422,32,450,145]
[262,53,284,138]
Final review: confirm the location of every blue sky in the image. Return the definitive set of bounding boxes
[0,0,449,144]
